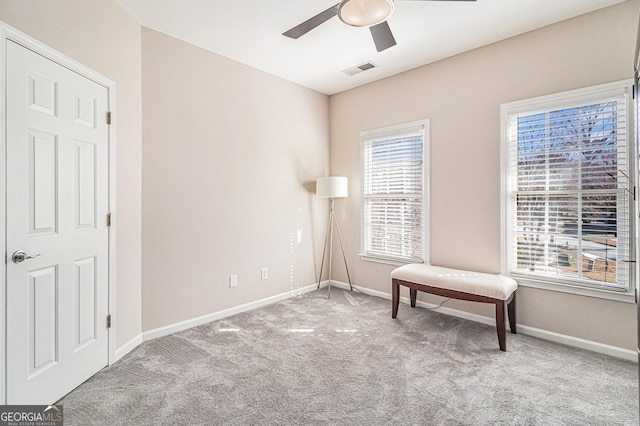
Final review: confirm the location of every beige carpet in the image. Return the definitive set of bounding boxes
[59,288,638,425]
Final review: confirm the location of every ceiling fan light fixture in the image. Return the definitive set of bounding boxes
[338,0,394,28]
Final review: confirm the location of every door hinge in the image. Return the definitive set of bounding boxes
[107,111,112,125]
[107,314,112,329]
[107,213,112,227]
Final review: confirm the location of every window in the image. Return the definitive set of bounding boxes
[501,80,635,300]
[361,120,429,264]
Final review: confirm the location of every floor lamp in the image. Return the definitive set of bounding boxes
[316,176,353,298]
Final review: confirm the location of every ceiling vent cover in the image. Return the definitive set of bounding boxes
[342,62,377,76]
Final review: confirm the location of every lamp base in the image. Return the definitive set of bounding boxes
[317,198,352,299]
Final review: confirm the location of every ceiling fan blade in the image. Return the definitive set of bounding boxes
[370,21,397,52]
[283,3,340,39]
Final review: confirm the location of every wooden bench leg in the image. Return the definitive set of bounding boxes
[410,289,417,308]
[496,300,506,352]
[507,293,517,334]
[392,279,400,318]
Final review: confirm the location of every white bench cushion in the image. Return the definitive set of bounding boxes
[390,264,517,300]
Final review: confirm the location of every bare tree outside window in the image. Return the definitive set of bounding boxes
[515,101,628,287]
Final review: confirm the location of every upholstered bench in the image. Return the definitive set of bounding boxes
[391,264,518,351]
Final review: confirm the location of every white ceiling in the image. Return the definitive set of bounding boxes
[116,0,627,95]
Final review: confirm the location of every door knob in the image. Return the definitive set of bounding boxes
[11,250,42,264]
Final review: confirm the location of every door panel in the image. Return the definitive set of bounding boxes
[75,140,97,229]
[29,130,58,234]
[74,256,97,351]
[6,40,110,404]
[28,266,58,377]
[27,72,57,116]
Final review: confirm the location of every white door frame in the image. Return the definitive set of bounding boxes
[0,21,117,404]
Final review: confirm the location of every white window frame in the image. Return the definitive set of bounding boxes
[360,119,430,266]
[500,80,636,303]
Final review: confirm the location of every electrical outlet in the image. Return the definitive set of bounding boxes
[261,268,268,280]
[229,274,238,288]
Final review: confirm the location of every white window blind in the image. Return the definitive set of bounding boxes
[362,121,427,263]
[502,81,634,294]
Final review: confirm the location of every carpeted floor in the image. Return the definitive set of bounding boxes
[59,288,639,425]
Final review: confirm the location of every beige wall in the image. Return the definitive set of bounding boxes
[329,0,639,350]
[141,28,329,331]
[2,0,637,353]
[0,0,143,348]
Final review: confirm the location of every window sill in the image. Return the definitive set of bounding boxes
[510,275,636,304]
[359,254,423,267]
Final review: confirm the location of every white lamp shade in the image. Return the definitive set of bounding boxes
[316,177,348,198]
[338,0,394,27]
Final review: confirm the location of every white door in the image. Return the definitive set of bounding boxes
[6,40,110,404]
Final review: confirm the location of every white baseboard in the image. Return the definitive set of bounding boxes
[112,283,319,362]
[329,280,638,362]
[515,324,636,361]
[142,283,318,342]
[112,279,637,363]
[113,333,144,363]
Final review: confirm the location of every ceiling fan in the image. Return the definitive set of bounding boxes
[283,0,477,53]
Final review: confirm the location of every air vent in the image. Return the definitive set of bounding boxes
[342,62,377,76]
